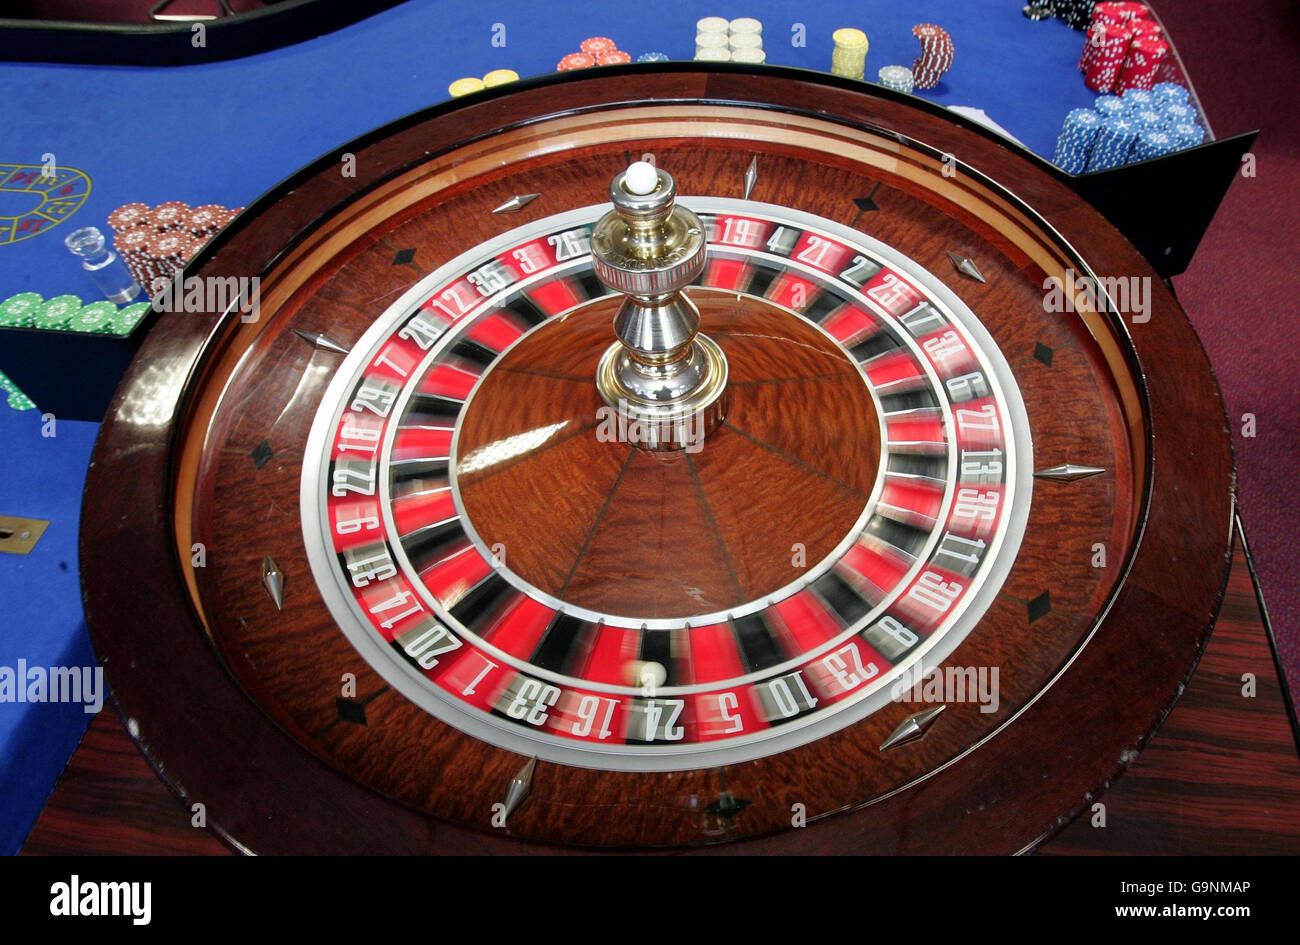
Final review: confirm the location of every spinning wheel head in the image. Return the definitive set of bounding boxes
[593,162,726,450]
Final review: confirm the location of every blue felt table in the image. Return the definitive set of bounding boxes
[0,408,98,855]
[0,0,1101,852]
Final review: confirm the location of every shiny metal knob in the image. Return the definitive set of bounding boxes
[591,162,728,451]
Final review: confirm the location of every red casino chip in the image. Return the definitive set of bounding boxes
[580,36,617,55]
[178,233,205,264]
[597,50,631,65]
[147,229,188,263]
[112,225,153,258]
[115,225,163,295]
[149,201,191,230]
[911,23,954,90]
[1091,1,1148,23]
[107,202,150,233]
[187,204,226,237]
[1083,24,1132,92]
[557,52,597,71]
[1128,19,1163,39]
[1117,35,1168,91]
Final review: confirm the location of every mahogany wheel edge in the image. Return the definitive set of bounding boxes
[79,65,1235,855]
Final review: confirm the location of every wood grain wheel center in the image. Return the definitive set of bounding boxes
[452,288,883,620]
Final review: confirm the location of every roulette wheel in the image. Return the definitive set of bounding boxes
[81,65,1233,854]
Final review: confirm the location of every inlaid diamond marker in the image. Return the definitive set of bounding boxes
[335,697,367,725]
[705,792,753,817]
[250,439,273,469]
[1028,591,1052,623]
[851,182,883,227]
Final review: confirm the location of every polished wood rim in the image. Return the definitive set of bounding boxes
[81,66,1234,854]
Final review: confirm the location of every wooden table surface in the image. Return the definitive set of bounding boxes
[22,524,1300,855]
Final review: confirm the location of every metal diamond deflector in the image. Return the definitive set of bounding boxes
[262,555,285,611]
[292,329,350,355]
[492,194,540,214]
[1034,463,1106,482]
[879,705,947,751]
[946,251,986,283]
[502,757,537,821]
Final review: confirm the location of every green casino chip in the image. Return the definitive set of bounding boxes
[35,294,83,331]
[0,292,43,327]
[0,370,35,411]
[109,301,151,336]
[73,300,118,333]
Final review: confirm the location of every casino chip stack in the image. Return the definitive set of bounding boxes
[1116,34,1167,91]
[448,77,485,97]
[106,202,150,233]
[1092,94,1123,119]
[1054,0,1095,30]
[1080,2,1172,94]
[1132,129,1175,162]
[0,292,43,327]
[1094,1,1152,24]
[1121,88,1155,112]
[694,17,764,63]
[695,31,729,61]
[0,371,36,411]
[187,204,226,238]
[1169,121,1205,148]
[1129,106,1163,130]
[1023,0,1052,20]
[878,65,914,93]
[0,290,153,339]
[448,68,521,96]
[910,24,954,90]
[107,201,242,300]
[557,36,631,71]
[111,301,152,336]
[114,226,155,293]
[150,201,190,231]
[147,231,191,282]
[695,15,728,60]
[1086,116,1139,171]
[72,301,118,334]
[830,28,868,79]
[1050,84,1205,173]
[484,69,520,88]
[35,294,81,330]
[1153,82,1189,106]
[1053,109,1103,174]
[1082,22,1131,92]
[728,18,764,64]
